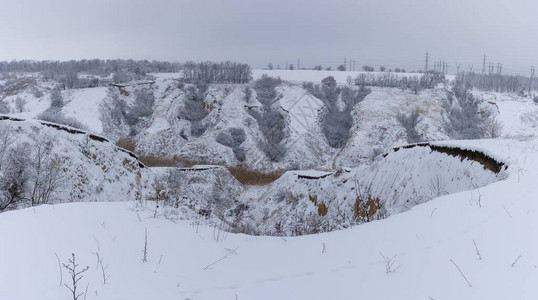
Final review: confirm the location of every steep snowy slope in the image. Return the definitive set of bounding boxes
[237,141,504,235]
[0,116,148,209]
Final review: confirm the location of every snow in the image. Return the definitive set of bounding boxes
[1,137,538,299]
[3,70,538,299]
[61,87,108,133]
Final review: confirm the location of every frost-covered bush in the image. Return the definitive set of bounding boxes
[162,166,243,219]
[50,88,64,108]
[125,89,155,135]
[112,70,133,84]
[253,75,281,105]
[243,86,252,103]
[0,128,67,210]
[396,109,423,143]
[99,87,130,140]
[312,76,371,148]
[0,101,9,114]
[443,81,491,139]
[37,108,88,131]
[15,97,26,113]
[179,83,209,137]
[0,143,30,210]
[216,128,247,161]
[129,89,155,121]
[100,86,155,139]
[249,75,287,161]
[32,88,44,98]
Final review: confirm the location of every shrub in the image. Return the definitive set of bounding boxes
[243,86,252,103]
[249,75,287,161]
[15,97,26,113]
[216,128,247,161]
[179,83,209,137]
[315,76,371,148]
[443,82,491,139]
[534,95,538,104]
[112,70,132,84]
[99,87,130,140]
[50,88,64,108]
[0,143,30,210]
[396,109,423,143]
[38,108,88,131]
[362,65,375,72]
[253,75,281,105]
[129,89,155,122]
[353,194,387,223]
[0,101,9,114]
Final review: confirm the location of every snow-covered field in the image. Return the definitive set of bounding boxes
[253,69,456,84]
[1,138,537,299]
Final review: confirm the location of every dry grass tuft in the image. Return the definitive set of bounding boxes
[228,167,287,186]
[116,139,136,152]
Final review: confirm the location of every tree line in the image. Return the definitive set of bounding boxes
[454,72,538,94]
[0,59,181,76]
[181,61,252,84]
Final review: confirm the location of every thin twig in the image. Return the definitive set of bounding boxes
[142,228,148,263]
[450,259,472,287]
[473,240,482,260]
[83,283,89,300]
[511,255,522,267]
[503,206,512,218]
[203,248,238,270]
[54,253,63,287]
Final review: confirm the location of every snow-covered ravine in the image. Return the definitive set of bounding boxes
[3,139,538,299]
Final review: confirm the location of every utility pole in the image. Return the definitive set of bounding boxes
[468,65,474,72]
[344,56,347,70]
[425,51,429,72]
[456,63,461,74]
[530,66,535,94]
[297,58,300,70]
[482,53,487,74]
[497,63,502,75]
[488,62,494,74]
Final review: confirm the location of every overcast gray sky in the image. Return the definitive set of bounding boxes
[1,0,537,74]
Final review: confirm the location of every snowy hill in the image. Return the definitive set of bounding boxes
[1,138,538,299]
[0,115,148,209]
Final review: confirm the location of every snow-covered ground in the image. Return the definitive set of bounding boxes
[1,138,538,300]
[2,70,538,299]
[61,87,108,133]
